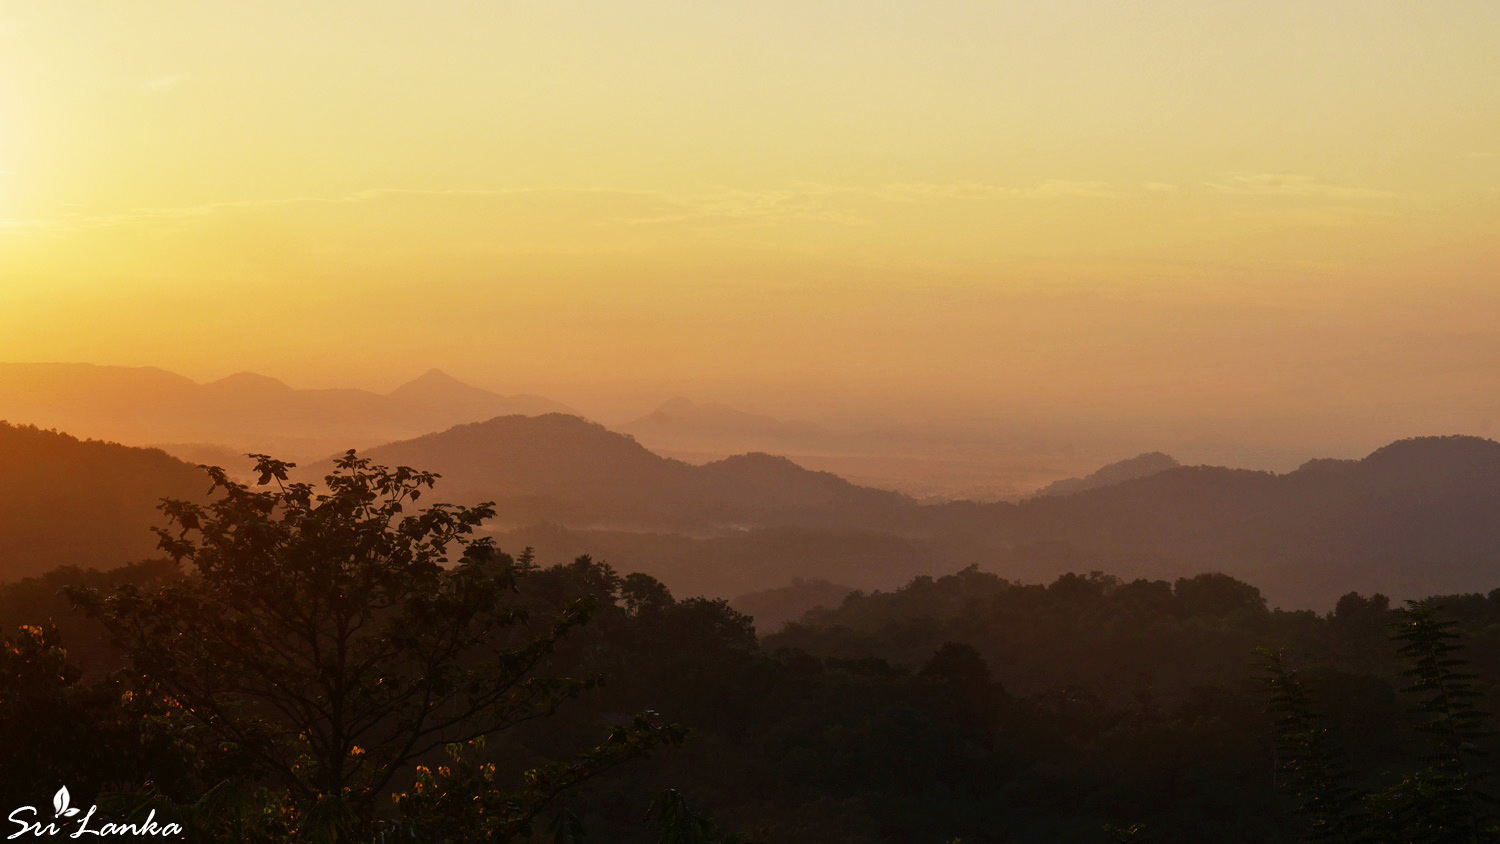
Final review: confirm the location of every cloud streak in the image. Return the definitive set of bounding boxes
[138,75,186,95]
[0,174,1400,241]
[1205,174,1395,200]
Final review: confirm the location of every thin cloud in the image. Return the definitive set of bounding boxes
[1027,180,1116,198]
[138,75,186,95]
[877,180,1119,201]
[0,187,685,235]
[0,179,1128,239]
[1206,173,1395,200]
[593,184,868,227]
[878,182,1002,201]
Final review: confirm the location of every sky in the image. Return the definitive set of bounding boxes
[0,1,1497,456]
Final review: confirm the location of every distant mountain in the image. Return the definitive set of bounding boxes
[0,423,206,581]
[150,442,249,470]
[0,362,576,460]
[915,435,1500,607]
[354,414,911,531]
[621,398,831,451]
[7,410,1497,613]
[619,397,1079,501]
[1034,452,1180,497]
[496,435,1500,609]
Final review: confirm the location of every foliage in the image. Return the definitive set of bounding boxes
[8,509,1500,841]
[0,622,201,803]
[1253,647,1363,841]
[1367,600,1496,842]
[66,453,680,837]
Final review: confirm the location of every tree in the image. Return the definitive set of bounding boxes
[1253,646,1364,842]
[70,453,682,837]
[0,622,199,804]
[1370,600,1495,843]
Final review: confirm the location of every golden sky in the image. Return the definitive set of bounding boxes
[1,1,1497,449]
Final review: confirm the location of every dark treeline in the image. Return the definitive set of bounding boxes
[5,563,1500,840]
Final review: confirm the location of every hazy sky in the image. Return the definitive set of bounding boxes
[1,1,1497,451]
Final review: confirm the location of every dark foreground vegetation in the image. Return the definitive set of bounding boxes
[2,455,1499,841]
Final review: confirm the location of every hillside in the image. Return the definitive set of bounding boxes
[0,423,206,580]
[918,435,1500,607]
[356,413,912,531]
[486,435,1500,609]
[1034,451,1181,497]
[5,415,1498,610]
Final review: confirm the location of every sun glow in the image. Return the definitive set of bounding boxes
[0,0,1495,451]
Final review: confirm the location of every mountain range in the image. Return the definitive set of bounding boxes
[2,392,1498,609]
[619,396,1079,501]
[350,413,910,531]
[344,415,1500,607]
[0,363,575,461]
[913,435,1500,607]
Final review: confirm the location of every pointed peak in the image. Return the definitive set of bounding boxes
[390,368,479,396]
[412,368,464,385]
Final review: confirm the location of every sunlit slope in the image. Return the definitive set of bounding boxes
[0,423,206,580]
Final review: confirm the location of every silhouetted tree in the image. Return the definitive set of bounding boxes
[69,453,682,838]
[0,622,199,804]
[1368,600,1495,842]
[1254,646,1364,841]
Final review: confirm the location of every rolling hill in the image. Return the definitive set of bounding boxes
[0,422,207,581]
[914,435,1500,607]
[468,432,1500,609]
[4,408,1498,611]
[1034,451,1181,497]
[352,413,912,530]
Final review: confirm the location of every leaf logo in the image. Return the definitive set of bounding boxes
[53,785,80,818]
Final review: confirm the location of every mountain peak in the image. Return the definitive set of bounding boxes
[389,369,481,397]
[1364,435,1500,462]
[1359,435,1500,477]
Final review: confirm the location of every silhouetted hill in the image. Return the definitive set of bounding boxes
[909,435,1500,607]
[0,423,205,581]
[2,414,1495,610]
[0,362,577,460]
[1034,451,1180,497]
[486,435,1500,609]
[356,414,911,530]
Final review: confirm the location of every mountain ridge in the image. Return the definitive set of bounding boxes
[0,362,579,460]
[352,413,911,531]
[0,421,207,581]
